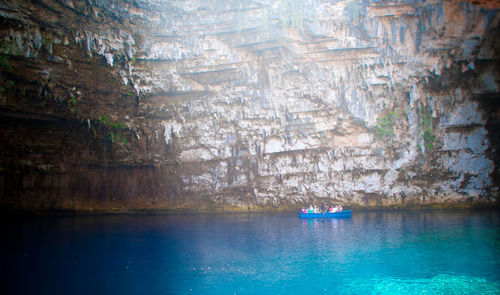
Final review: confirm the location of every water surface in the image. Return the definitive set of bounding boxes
[2,210,499,294]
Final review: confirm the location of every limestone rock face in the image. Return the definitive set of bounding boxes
[0,0,498,211]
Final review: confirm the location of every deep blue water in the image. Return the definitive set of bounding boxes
[1,210,499,294]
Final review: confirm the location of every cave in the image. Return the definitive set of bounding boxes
[0,0,499,212]
[2,1,500,294]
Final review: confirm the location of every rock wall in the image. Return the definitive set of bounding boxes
[0,0,499,211]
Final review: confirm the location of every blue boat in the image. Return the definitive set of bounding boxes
[299,210,352,218]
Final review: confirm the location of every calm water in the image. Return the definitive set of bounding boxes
[1,210,499,294]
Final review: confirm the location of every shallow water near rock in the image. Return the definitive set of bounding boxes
[2,210,499,294]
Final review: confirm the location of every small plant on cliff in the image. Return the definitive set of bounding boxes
[419,107,435,153]
[68,94,77,113]
[375,111,400,139]
[0,41,11,71]
[0,80,15,99]
[98,115,128,145]
[423,128,435,151]
[0,41,12,71]
[0,54,11,71]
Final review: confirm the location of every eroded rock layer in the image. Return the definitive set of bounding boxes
[0,0,499,211]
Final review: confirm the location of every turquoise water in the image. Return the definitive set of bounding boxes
[2,210,499,294]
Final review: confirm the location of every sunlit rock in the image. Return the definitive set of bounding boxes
[0,0,498,211]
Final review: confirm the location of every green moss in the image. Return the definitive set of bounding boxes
[419,106,435,153]
[0,54,12,71]
[423,128,435,151]
[98,115,128,145]
[375,111,400,140]
[68,94,77,113]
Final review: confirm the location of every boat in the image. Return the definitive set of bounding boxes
[299,210,352,218]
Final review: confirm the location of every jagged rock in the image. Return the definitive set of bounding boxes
[0,0,499,212]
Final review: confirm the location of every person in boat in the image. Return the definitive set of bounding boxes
[329,205,336,213]
[338,204,343,212]
[307,205,313,213]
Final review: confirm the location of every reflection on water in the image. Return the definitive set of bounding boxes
[301,217,342,230]
[342,273,500,295]
[1,210,499,294]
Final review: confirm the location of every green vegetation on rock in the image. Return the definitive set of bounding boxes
[98,115,128,145]
[0,41,12,71]
[419,106,435,153]
[68,94,77,113]
[0,54,12,71]
[375,111,400,139]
